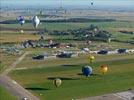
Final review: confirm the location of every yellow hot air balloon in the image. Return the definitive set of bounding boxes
[53,78,62,87]
[89,55,95,63]
[100,65,108,74]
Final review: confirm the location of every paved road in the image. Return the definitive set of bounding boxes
[78,90,134,100]
[0,76,39,100]
[0,52,39,100]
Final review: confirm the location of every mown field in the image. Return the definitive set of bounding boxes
[0,33,40,43]
[0,85,16,100]
[9,54,134,100]
[15,53,134,69]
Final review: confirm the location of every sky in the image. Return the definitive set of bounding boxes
[1,0,134,8]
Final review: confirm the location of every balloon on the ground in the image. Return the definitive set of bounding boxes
[82,66,92,77]
[89,55,95,63]
[53,78,62,87]
[18,16,25,26]
[32,16,40,28]
[100,65,108,74]
[20,30,24,33]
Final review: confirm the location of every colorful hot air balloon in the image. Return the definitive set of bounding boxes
[18,16,25,26]
[100,65,108,74]
[32,16,40,29]
[53,78,62,87]
[89,55,95,63]
[82,66,92,77]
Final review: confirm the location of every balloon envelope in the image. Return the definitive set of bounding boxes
[89,55,95,63]
[18,16,25,26]
[20,30,24,33]
[53,78,62,87]
[82,66,92,77]
[100,65,108,74]
[32,16,40,28]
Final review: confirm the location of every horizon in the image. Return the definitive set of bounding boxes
[1,0,134,8]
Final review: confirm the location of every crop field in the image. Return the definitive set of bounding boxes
[0,33,40,43]
[9,54,134,100]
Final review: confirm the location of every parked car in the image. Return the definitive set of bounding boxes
[97,50,108,54]
[57,52,72,58]
[32,55,44,60]
[117,49,127,54]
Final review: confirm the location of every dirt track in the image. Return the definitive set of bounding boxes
[0,52,39,100]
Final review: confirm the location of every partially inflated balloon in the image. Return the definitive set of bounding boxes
[100,65,108,74]
[18,16,25,26]
[53,78,62,87]
[89,55,95,63]
[32,16,40,28]
[82,66,92,77]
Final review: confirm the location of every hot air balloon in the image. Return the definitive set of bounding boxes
[53,78,62,87]
[82,66,92,77]
[100,65,108,74]
[18,16,25,26]
[89,55,95,63]
[20,30,24,33]
[32,16,40,29]
[91,2,93,5]
[91,0,94,5]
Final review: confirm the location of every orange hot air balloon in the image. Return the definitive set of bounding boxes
[53,78,62,87]
[89,55,95,63]
[100,65,108,74]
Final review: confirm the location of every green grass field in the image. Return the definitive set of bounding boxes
[1,21,134,44]
[1,21,134,30]
[0,51,21,73]
[0,15,134,100]
[9,54,134,100]
[0,85,16,100]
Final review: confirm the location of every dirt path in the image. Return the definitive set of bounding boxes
[0,52,39,100]
[1,52,29,76]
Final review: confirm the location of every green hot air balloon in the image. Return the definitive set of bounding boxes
[53,78,62,87]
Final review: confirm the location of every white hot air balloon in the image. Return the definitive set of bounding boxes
[32,16,40,29]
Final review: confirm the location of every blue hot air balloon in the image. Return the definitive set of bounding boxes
[82,66,92,77]
[18,16,25,26]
